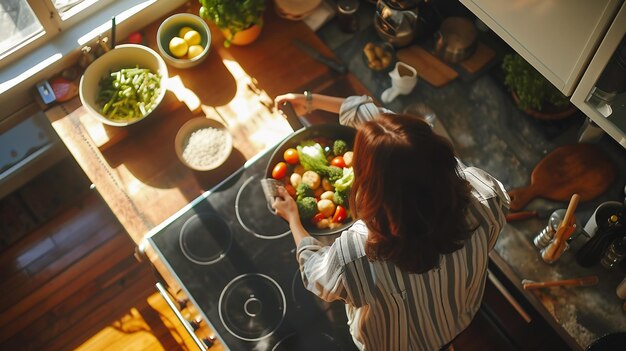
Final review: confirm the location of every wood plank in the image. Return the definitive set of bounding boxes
[7,257,152,351]
[0,193,114,308]
[0,219,121,310]
[50,270,157,351]
[459,41,497,74]
[24,202,117,275]
[0,230,133,340]
[0,193,94,271]
[72,292,221,351]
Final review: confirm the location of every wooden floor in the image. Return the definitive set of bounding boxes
[0,157,516,351]
[0,158,203,351]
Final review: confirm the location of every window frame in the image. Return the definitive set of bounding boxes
[0,0,114,69]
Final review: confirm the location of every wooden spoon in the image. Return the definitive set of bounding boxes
[542,193,580,262]
[522,275,599,290]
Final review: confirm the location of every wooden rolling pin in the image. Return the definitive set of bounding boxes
[522,275,599,290]
[542,193,580,262]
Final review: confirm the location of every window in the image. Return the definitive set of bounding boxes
[0,0,109,68]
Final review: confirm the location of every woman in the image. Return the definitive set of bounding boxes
[272,93,510,351]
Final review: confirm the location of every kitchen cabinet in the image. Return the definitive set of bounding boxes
[458,0,623,96]
[460,0,626,148]
[483,261,573,351]
[571,4,626,148]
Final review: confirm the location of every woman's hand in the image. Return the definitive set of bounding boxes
[272,186,300,225]
[275,93,307,117]
[273,186,311,246]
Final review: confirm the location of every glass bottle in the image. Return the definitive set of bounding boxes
[600,235,626,269]
[337,0,359,33]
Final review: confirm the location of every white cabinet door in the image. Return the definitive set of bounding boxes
[571,3,626,148]
[459,0,623,96]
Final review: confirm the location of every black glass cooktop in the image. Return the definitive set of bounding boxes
[147,147,357,351]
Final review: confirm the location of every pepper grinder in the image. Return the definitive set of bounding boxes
[600,235,626,268]
[533,209,581,250]
[541,194,580,264]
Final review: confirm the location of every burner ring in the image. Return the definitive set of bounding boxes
[179,212,232,265]
[219,273,286,342]
[235,175,291,240]
[244,297,262,317]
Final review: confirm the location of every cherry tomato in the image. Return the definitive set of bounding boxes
[331,156,346,169]
[272,162,288,179]
[311,212,325,224]
[284,184,296,198]
[283,148,299,165]
[332,205,347,223]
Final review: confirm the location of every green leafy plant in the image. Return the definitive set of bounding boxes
[199,0,265,47]
[502,53,569,111]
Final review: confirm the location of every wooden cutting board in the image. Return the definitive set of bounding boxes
[508,143,617,211]
[459,41,496,74]
[396,45,458,87]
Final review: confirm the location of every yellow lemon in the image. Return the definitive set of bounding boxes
[183,30,202,46]
[187,45,204,59]
[178,26,194,38]
[169,36,188,58]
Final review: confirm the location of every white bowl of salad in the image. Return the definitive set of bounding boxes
[79,44,169,127]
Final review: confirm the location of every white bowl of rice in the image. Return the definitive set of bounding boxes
[175,117,232,171]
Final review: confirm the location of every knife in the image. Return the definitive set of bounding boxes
[293,39,347,75]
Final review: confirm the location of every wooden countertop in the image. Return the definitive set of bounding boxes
[46,2,369,246]
[45,3,371,313]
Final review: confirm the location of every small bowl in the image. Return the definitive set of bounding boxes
[175,117,233,171]
[79,44,168,127]
[157,13,211,69]
[362,41,395,71]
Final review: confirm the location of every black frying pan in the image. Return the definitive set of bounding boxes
[265,102,356,236]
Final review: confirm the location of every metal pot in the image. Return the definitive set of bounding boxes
[433,17,477,64]
[266,102,356,237]
[374,0,419,48]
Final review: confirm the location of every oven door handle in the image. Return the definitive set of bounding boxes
[156,282,208,350]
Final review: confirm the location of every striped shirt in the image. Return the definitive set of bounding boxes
[296,96,510,350]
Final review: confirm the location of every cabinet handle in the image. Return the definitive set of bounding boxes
[156,282,208,350]
[487,269,532,323]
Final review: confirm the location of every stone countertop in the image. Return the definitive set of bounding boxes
[316,3,626,349]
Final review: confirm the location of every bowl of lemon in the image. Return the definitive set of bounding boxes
[157,13,211,69]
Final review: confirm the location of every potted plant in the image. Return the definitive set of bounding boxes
[502,53,576,120]
[199,0,266,47]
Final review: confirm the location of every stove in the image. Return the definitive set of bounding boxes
[146,147,357,350]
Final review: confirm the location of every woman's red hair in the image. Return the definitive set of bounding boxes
[350,113,474,273]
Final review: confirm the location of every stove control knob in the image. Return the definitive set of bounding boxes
[186,318,200,331]
[202,336,216,348]
[177,298,189,309]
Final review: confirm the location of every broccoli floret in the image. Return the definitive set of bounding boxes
[333,188,350,208]
[296,183,314,201]
[333,139,348,156]
[326,166,343,183]
[297,197,317,220]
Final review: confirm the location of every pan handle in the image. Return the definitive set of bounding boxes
[279,101,307,131]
